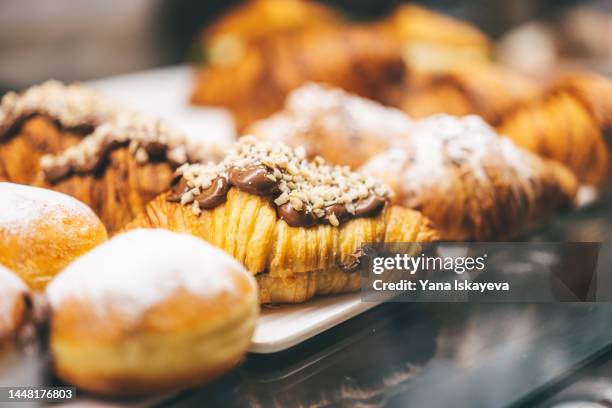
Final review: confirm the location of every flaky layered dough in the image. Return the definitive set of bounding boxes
[498,74,612,186]
[191,26,405,131]
[37,148,176,234]
[0,116,85,185]
[126,188,439,303]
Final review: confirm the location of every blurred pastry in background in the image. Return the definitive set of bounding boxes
[126,137,439,304]
[377,4,493,66]
[0,80,224,233]
[361,115,577,241]
[0,182,107,290]
[498,73,612,187]
[0,80,118,186]
[247,83,413,169]
[191,25,405,132]
[47,229,258,397]
[398,61,538,126]
[0,265,30,342]
[497,2,612,78]
[198,0,342,67]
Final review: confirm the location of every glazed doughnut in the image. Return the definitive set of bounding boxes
[0,182,107,291]
[0,264,30,341]
[46,229,258,397]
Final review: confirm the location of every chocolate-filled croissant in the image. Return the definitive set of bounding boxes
[361,115,577,241]
[247,83,413,168]
[191,26,405,132]
[126,137,439,304]
[498,73,612,187]
[0,81,223,234]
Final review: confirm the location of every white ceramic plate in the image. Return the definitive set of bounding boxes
[88,66,379,354]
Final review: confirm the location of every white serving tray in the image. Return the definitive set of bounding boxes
[89,66,379,354]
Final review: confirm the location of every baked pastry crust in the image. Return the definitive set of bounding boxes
[0,182,107,290]
[361,115,577,241]
[191,26,405,131]
[247,83,413,168]
[126,137,439,303]
[47,229,258,397]
[0,265,30,342]
[498,73,612,186]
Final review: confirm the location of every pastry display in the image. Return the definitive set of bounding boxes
[191,25,405,131]
[0,80,118,185]
[126,137,439,303]
[247,83,413,168]
[498,73,612,187]
[361,115,578,241]
[0,182,107,290]
[46,229,258,397]
[0,80,223,233]
[399,62,538,126]
[0,265,30,342]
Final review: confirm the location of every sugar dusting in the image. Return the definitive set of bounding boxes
[362,115,537,201]
[46,229,253,321]
[0,264,28,336]
[0,182,100,237]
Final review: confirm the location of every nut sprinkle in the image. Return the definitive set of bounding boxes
[171,136,392,227]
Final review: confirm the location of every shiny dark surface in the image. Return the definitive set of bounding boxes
[1,195,611,408]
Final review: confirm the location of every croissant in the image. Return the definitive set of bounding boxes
[399,62,538,126]
[498,73,612,187]
[0,81,223,234]
[191,25,405,132]
[247,83,413,168]
[126,137,439,303]
[361,115,577,241]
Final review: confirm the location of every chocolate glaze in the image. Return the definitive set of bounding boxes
[196,177,230,209]
[278,203,318,228]
[228,165,278,196]
[170,165,388,228]
[354,196,386,217]
[166,175,189,202]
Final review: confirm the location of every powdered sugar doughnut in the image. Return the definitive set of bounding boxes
[0,182,107,290]
[0,264,30,341]
[46,228,258,397]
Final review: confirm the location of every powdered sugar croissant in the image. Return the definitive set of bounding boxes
[361,115,577,241]
[126,137,439,304]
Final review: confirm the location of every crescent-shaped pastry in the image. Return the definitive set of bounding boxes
[126,137,439,303]
[247,83,413,168]
[47,229,258,397]
[361,115,577,241]
[0,182,107,290]
[498,73,612,187]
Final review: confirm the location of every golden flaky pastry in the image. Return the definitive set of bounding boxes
[126,137,439,303]
[247,83,413,168]
[498,73,612,187]
[361,115,577,241]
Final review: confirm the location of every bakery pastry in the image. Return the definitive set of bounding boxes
[0,80,223,233]
[247,83,413,168]
[126,137,439,303]
[46,229,257,397]
[0,265,30,342]
[361,115,577,241]
[0,80,118,185]
[498,73,612,187]
[191,25,405,131]
[198,0,342,68]
[37,111,223,233]
[0,182,107,290]
[399,62,538,126]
